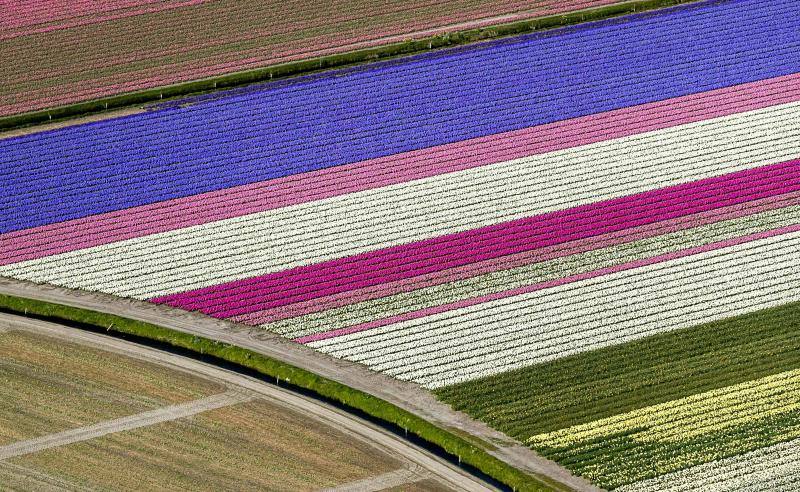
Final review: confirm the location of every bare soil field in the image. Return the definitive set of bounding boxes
[9,400,403,491]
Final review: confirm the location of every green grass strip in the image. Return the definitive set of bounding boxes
[0,293,565,492]
[435,301,800,439]
[436,302,800,489]
[0,0,700,131]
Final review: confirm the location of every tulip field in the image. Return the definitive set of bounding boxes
[2,0,800,489]
[0,0,622,116]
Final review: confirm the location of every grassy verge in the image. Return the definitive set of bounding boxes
[0,0,700,132]
[0,293,564,492]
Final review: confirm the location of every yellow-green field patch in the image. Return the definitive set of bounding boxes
[0,330,223,445]
[11,399,403,491]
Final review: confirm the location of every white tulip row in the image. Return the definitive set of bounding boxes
[312,231,796,359]
[270,204,800,338]
[617,438,800,492]
[310,230,800,387]
[2,102,800,299]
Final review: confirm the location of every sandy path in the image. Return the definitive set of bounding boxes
[1,312,496,492]
[323,463,430,492]
[0,277,599,491]
[0,389,252,460]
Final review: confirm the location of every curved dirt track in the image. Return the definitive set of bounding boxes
[0,277,600,492]
[1,312,495,492]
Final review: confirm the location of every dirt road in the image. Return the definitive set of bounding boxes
[1,313,496,491]
[0,277,600,491]
[0,389,252,460]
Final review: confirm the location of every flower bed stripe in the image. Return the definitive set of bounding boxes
[3,0,799,233]
[434,301,800,437]
[308,230,800,387]
[283,205,800,340]
[3,116,799,301]
[1,0,212,38]
[616,438,800,491]
[525,368,800,489]
[154,155,800,315]
[3,3,800,488]
[3,71,799,265]
[2,0,626,116]
[241,191,800,327]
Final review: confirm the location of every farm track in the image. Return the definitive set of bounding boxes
[0,390,253,460]
[322,464,431,491]
[0,107,145,139]
[0,277,599,492]
[0,311,498,492]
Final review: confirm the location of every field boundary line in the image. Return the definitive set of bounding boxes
[0,277,597,491]
[0,0,701,133]
[0,390,252,460]
[0,460,97,491]
[322,463,431,492]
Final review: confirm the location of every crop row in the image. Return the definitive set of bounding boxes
[3,0,203,30]
[7,33,790,174]
[238,191,798,327]
[309,231,800,387]
[4,2,797,232]
[5,22,793,168]
[7,57,800,233]
[141,156,800,308]
[157,146,800,316]
[1,0,627,115]
[434,301,800,434]
[323,242,796,364]
[434,301,800,487]
[5,72,798,263]
[5,47,794,215]
[617,438,800,491]
[525,367,800,488]
[3,73,798,269]
[270,204,800,339]
[3,112,797,302]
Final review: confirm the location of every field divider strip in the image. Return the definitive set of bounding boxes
[322,464,431,492]
[0,287,587,491]
[0,389,252,460]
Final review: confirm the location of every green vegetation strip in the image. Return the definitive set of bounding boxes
[436,302,800,488]
[531,397,800,489]
[436,301,800,439]
[0,293,562,492]
[0,0,700,132]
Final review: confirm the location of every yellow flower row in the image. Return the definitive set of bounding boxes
[527,368,800,448]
